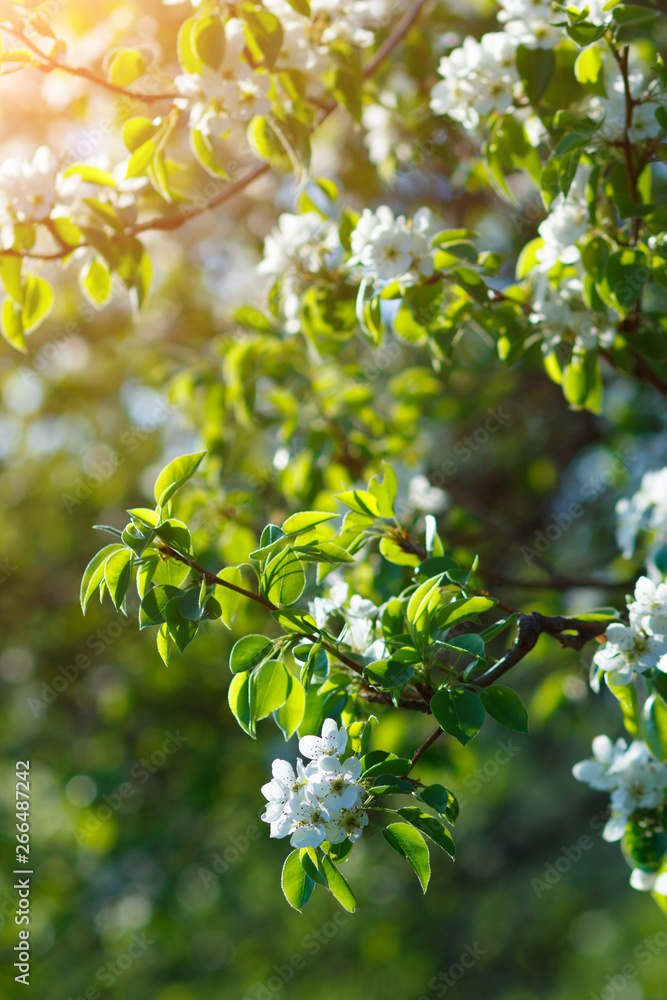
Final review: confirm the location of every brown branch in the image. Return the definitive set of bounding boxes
[472,611,609,689]
[1,0,429,261]
[126,0,429,239]
[3,24,177,103]
[157,542,366,675]
[409,727,444,769]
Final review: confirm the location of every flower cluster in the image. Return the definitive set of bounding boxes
[348,206,437,284]
[588,69,663,144]
[308,578,386,659]
[572,735,667,842]
[499,0,611,48]
[174,18,271,136]
[536,161,592,272]
[430,32,520,129]
[530,274,617,355]
[592,577,667,686]
[616,467,667,571]
[256,210,339,331]
[261,719,369,848]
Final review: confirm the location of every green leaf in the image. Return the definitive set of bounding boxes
[299,847,328,886]
[623,821,667,873]
[122,116,159,153]
[368,464,398,518]
[437,596,496,630]
[242,8,284,69]
[282,511,338,535]
[334,490,380,517]
[612,4,661,25]
[263,547,306,606]
[191,127,229,177]
[157,623,171,667]
[255,659,291,718]
[643,693,667,761]
[2,297,25,351]
[229,634,274,674]
[214,566,244,628]
[281,850,314,911]
[430,688,485,745]
[364,659,415,690]
[103,548,133,610]
[81,255,112,306]
[516,44,555,104]
[284,0,310,13]
[228,670,256,737]
[22,275,53,333]
[80,544,124,612]
[563,356,589,408]
[480,685,530,733]
[0,255,23,301]
[193,13,225,69]
[126,139,157,179]
[271,609,318,634]
[379,536,421,567]
[327,42,362,122]
[164,594,198,653]
[275,675,306,739]
[109,49,147,87]
[603,249,649,311]
[154,451,206,507]
[397,807,456,858]
[177,15,202,74]
[382,823,431,892]
[139,583,181,629]
[574,45,606,97]
[417,784,459,824]
[361,755,411,778]
[320,854,357,912]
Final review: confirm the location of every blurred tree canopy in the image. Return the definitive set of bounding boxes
[0,0,667,997]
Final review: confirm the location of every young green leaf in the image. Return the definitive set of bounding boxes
[154,451,207,508]
[229,634,274,674]
[228,670,257,737]
[430,688,486,745]
[254,659,291,719]
[382,823,431,892]
[282,850,314,911]
[480,685,530,733]
[397,807,456,858]
[320,854,357,912]
[80,544,124,612]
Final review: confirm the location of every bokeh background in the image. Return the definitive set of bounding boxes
[1,1,667,998]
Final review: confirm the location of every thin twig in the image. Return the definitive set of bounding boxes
[472,611,609,689]
[409,727,443,770]
[157,543,366,675]
[3,24,177,103]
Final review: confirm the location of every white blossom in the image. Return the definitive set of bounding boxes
[615,467,667,569]
[536,162,592,271]
[430,32,520,127]
[261,719,368,849]
[630,868,667,894]
[299,717,349,759]
[593,622,667,686]
[573,738,667,842]
[348,205,436,284]
[589,70,663,144]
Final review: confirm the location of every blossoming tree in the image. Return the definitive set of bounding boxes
[3,0,667,914]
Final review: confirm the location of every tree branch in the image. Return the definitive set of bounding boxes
[2,24,177,102]
[409,727,444,769]
[157,543,366,676]
[128,0,429,239]
[472,611,609,688]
